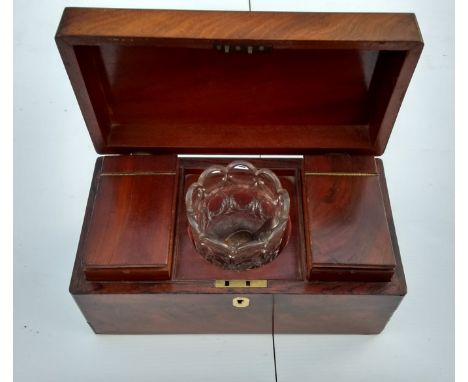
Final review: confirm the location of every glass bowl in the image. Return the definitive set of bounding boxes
[185,161,290,270]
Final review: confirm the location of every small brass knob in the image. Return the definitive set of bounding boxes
[232,297,250,308]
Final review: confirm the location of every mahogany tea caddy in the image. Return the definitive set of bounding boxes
[56,8,423,334]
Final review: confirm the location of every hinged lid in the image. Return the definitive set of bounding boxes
[56,8,423,155]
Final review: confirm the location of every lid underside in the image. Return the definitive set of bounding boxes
[56,8,423,155]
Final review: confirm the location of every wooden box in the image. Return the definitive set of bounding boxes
[56,8,423,334]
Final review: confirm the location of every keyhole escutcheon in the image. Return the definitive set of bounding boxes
[232,296,250,308]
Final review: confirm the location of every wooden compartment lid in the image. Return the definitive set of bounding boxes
[56,8,423,155]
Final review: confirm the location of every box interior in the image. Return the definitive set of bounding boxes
[173,162,305,281]
[79,155,397,283]
[73,44,408,154]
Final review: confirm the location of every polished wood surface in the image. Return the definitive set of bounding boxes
[56,8,422,45]
[56,8,423,155]
[303,155,396,282]
[274,294,402,334]
[304,154,377,174]
[76,294,273,334]
[58,8,418,333]
[274,159,407,334]
[69,156,406,333]
[82,155,178,281]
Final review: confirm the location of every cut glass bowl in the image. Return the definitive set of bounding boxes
[185,161,290,270]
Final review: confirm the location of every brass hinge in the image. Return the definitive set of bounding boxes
[214,43,272,54]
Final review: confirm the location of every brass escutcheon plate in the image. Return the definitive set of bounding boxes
[214,280,268,288]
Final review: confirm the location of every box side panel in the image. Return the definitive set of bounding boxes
[376,158,407,294]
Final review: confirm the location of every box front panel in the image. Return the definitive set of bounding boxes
[75,294,273,334]
[74,293,402,334]
[274,294,402,334]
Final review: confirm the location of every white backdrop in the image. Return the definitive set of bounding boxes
[14,1,454,381]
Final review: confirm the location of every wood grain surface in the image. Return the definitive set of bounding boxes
[303,155,396,282]
[58,8,417,333]
[82,155,178,281]
[69,155,406,333]
[56,8,422,45]
[56,9,423,155]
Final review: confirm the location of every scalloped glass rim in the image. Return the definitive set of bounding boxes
[185,160,290,269]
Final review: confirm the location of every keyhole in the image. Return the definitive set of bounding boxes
[232,296,250,308]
